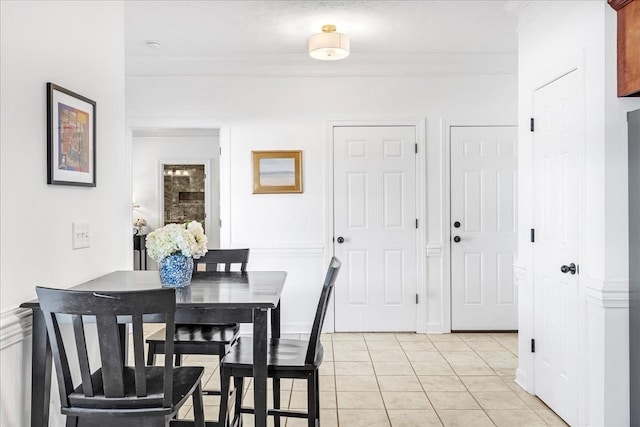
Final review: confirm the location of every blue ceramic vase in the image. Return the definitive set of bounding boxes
[158,254,194,288]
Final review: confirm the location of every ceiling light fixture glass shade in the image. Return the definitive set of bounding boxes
[308,25,350,60]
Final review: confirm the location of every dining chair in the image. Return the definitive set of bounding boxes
[218,256,341,427]
[193,248,249,273]
[35,286,205,427]
[146,249,250,395]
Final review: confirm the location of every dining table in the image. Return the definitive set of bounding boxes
[20,269,287,427]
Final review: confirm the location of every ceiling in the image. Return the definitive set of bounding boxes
[124,0,520,76]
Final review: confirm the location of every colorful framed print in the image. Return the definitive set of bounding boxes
[252,150,303,194]
[47,83,96,186]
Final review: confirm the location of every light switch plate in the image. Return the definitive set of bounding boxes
[72,222,90,249]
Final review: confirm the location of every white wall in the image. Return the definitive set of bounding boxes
[0,2,127,426]
[516,1,640,425]
[127,73,517,334]
[132,130,221,253]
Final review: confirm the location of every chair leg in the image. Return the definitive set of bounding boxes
[273,378,281,427]
[314,370,320,424]
[219,368,231,427]
[307,372,317,427]
[147,342,157,365]
[234,376,244,427]
[65,416,78,427]
[192,382,205,427]
[174,353,182,366]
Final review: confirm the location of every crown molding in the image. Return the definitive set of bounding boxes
[502,0,531,16]
[126,52,517,78]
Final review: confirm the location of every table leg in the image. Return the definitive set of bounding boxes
[31,308,52,427]
[270,301,281,339]
[253,308,268,427]
[270,302,281,427]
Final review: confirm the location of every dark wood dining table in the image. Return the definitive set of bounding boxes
[20,270,287,427]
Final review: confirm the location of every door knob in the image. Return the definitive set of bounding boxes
[560,263,577,275]
[336,237,345,244]
[453,221,461,228]
[453,236,461,243]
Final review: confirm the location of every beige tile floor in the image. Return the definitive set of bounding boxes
[144,331,568,426]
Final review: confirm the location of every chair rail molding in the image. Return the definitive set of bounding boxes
[584,276,630,308]
[426,243,443,257]
[0,306,32,350]
[231,244,325,257]
[513,261,528,284]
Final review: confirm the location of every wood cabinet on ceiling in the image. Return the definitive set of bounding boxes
[609,0,640,97]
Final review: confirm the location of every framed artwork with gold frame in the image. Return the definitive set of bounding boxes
[252,150,302,194]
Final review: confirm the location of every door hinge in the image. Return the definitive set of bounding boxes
[530,118,535,132]
[531,338,536,353]
[530,228,535,243]
[415,143,418,154]
[416,294,419,304]
[219,219,222,227]
[415,219,419,229]
[220,147,222,155]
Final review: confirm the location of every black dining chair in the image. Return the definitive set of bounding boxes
[218,257,341,427]
[35,286,205,427]
[146,249,249,395]
[193,248,249,273]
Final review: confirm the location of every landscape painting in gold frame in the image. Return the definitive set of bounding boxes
[252,150,302,194]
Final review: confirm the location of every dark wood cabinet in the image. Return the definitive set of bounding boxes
[610,0,640,97]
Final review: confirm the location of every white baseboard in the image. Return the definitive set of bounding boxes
[426,322,445,333]
[515,367,532,393]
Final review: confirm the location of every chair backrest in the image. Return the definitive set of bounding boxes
[193,248,249,273]
[36,286,176,409]
[305,257,341,365]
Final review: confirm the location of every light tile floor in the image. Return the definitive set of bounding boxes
[144,331,568,426]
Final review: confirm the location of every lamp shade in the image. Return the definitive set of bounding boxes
[308,25,350,60]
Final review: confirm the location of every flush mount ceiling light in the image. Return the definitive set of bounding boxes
[145,40,161,49]
[308,24,350,60]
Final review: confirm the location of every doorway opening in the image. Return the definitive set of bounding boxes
[162,164,207,230]
[131,128,221,269]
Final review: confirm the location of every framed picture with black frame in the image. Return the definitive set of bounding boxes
[47,83,96,186]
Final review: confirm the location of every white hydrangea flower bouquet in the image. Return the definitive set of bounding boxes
[146,221,208,262]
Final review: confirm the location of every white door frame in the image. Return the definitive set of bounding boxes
[158,158,213,234]
[441,118,518,333]
[127,120,231,252]
[514,55,585,402]
[326,119,427,333]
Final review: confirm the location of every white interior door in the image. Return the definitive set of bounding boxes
[450,126,518,330]
[333,126,417,332]
[532,70,581,425]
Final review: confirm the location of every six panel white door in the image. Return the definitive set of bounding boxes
[333,126,417,331]
[532,70,580,426]
[450,126,518,330]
